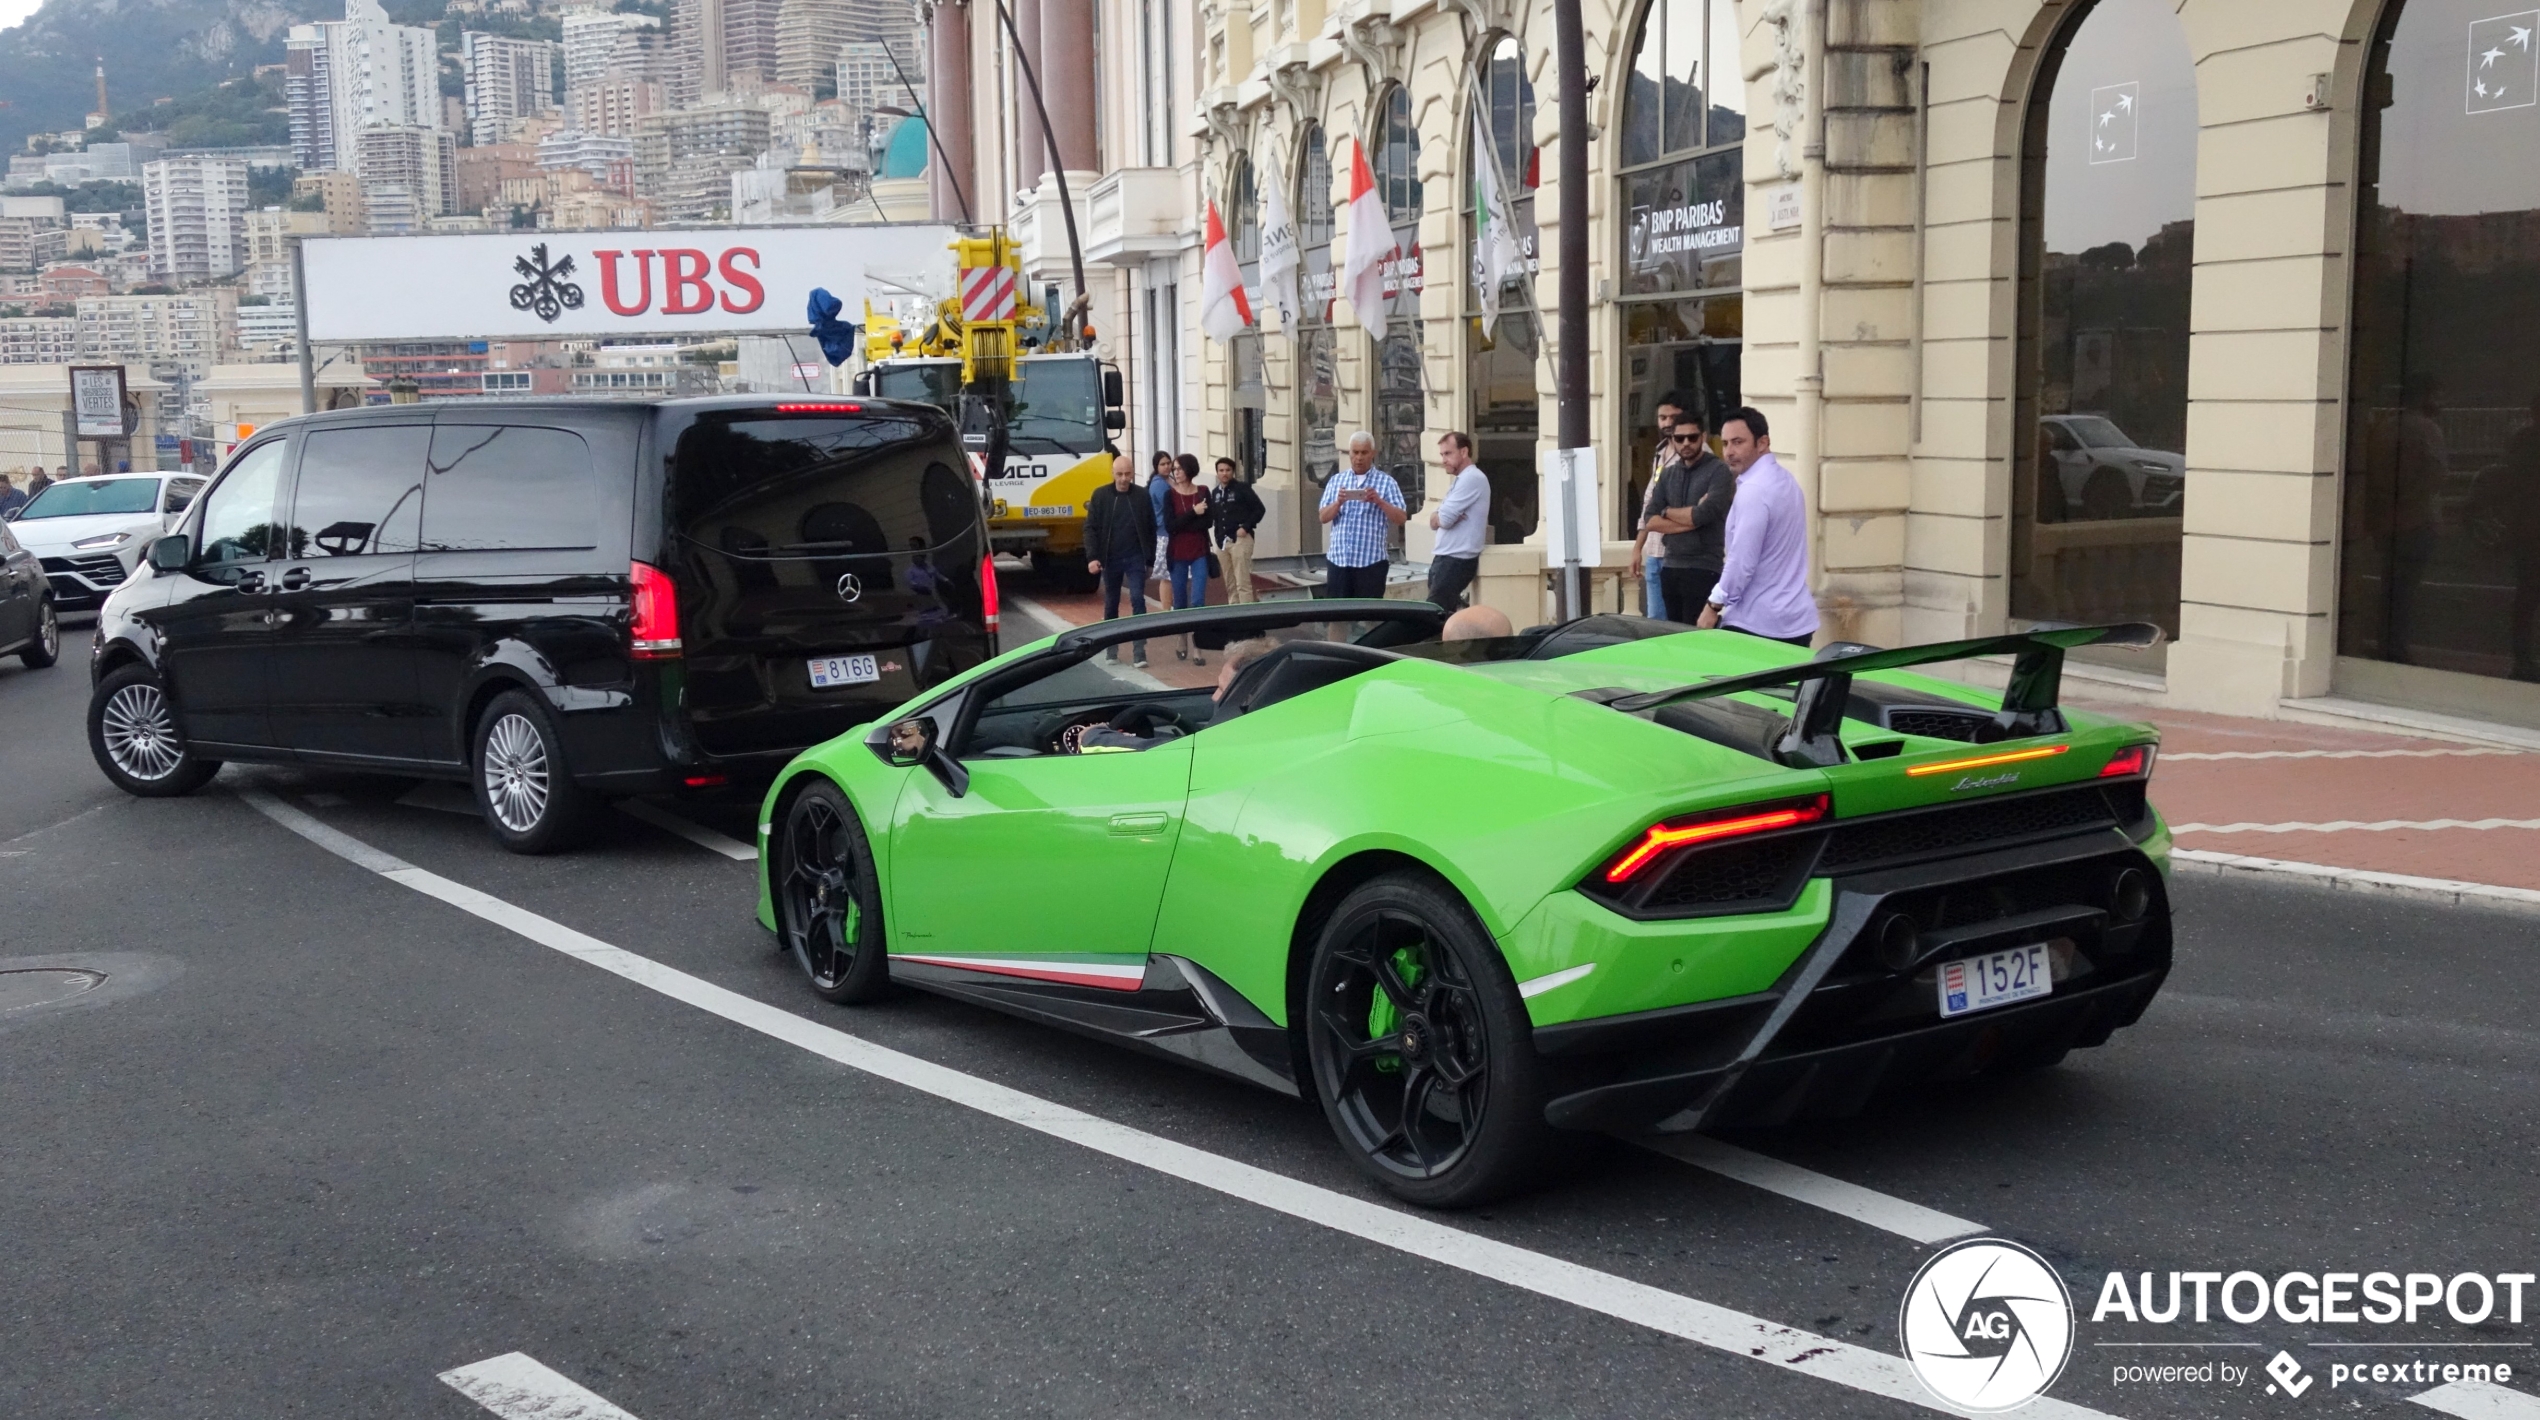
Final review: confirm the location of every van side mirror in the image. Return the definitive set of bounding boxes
[850,370,873,396]
[147,533,191,573]
[1103,410,1127,431]
[1102,367,1124,408]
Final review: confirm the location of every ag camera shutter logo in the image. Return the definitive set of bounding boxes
[1900,1238,2076,1411]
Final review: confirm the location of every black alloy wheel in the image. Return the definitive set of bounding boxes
[20,600,58,669]
[1305,872,1557,1207]
[776,781,890,1004]
[86,663,221,797]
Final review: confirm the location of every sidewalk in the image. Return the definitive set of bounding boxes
[2072,700,2540,911]
[1003,583,2540,910]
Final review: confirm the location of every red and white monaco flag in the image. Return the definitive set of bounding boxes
[1340,136,1394,339]
[1199,198,1253,343]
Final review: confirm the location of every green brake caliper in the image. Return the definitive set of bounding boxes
[1368,944,1425,1074]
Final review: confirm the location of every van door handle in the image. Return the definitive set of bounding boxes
[280,566,311,590]
[1108,812,1170,836]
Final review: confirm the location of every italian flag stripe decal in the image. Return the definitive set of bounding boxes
[896,953,1148,992]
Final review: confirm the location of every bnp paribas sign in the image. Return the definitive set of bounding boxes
[299,225,957,342]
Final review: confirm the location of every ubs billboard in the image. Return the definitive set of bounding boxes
[300,225,959,342]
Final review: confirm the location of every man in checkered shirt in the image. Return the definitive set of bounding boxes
[1317,430,1407,600]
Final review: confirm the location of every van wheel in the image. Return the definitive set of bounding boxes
[88,663,221,796]
[472,688,599,854]
[21,601,59,669]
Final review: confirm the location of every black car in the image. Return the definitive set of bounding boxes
[0,516,62,670]
[85,396,997,852]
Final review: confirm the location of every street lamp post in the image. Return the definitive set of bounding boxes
[1551,0,1591,620]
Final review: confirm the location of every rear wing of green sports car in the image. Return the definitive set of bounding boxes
[1605,622,2164,770]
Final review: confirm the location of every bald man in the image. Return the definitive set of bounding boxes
[1441,604,1514,642]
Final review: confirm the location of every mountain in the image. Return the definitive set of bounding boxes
[0,0,353,153]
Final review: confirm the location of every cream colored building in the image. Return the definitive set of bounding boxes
[921,0,2540,736]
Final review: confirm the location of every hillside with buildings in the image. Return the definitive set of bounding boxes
[1,0,931,474]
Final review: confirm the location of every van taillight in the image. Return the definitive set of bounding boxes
[980,552,1000,635]
[630,560,681,659]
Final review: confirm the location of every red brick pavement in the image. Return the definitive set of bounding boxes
[2073,703,2540,892]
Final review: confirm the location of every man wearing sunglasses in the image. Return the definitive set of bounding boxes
[1644,413,1735,624]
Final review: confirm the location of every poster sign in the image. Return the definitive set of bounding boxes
[2468,11,2538,113]
[69,365,127,438]
[1538,446,1609,569]
[1622,149,1743,298]
[299,225,961,342]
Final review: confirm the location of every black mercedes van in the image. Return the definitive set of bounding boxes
[85,397,996,852]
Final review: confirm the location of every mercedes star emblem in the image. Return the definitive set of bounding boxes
[835,573,863,604]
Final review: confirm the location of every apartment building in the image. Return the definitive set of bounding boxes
[354,125,458,233]
[463,32,562,146]
[562,9,665,99]
[75,290,238,371]
[287,0,444,174]
[0,217,70,272]
[571,74,665,137]
[0,317,78,365]
[140,156,251,284]
[634,100,774,220]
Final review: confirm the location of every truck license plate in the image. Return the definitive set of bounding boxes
[1938,943,2051,1018]
[807,654,880,689]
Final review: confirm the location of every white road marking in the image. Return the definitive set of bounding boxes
[2163,747,2521,761]
[617,799,757,861]
[2171,817,2540,835]
[1640,1135,1986,1245]
[396,781,479,815]
[233,788,2122,1420]
[439,1352,643,1420]
[2410,1379,2540,1418]
[1516,963,1596,998]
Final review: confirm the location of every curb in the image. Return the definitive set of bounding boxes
[2170,848,2540,918]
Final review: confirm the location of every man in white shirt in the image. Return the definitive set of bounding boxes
[1425,430,1491,609]
[1696,406,1820,647]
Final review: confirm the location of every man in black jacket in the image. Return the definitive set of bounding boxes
[1085,454,1156,666]
[1646,413,1736,620]
[1212,456,1266,604]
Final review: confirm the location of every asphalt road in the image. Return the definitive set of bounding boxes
[2,603,2535,1420]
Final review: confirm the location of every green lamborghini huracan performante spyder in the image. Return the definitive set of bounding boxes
[753,601,2174,1206]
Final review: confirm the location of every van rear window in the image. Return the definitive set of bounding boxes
[671,415,975,558]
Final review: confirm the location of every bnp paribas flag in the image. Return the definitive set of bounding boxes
[2468,9,2537,114]
[1469,108,1523,341]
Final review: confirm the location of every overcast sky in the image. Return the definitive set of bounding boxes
[0,0,44,33]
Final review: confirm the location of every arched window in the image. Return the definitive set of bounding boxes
[2341,0,2540,703]
[1374,84,1424,224]
[1467,33,1541,544]
[2009,0,2196,655]
[1369,85,1426,523]
[1228,154,1260,267]
[1618,0,1746,536]
[1294,123,1342,538]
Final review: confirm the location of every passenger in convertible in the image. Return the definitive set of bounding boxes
[1063,638,1280,752]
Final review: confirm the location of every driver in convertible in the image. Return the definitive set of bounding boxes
[1063,638,1278,753]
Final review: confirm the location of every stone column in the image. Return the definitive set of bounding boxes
[1038,0,1098,172]
[1014,0,1045,191]
[926,0,977,222]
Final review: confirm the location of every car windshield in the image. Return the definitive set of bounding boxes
[2059,416,2134,449]
[869,362,961,413]
[1009,358,1103,456]
[16,478,158,519]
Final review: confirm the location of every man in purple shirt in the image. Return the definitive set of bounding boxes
[1695,406,1820,647]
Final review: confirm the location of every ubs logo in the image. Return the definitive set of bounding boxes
[1900,1238,2074,1412]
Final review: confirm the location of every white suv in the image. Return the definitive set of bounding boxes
[3,474,208,613]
